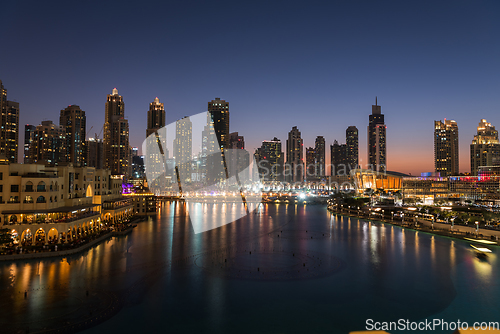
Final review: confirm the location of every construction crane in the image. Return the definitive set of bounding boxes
[85,126,93,139]
[95,125,104,140]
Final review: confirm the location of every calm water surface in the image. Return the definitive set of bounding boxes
[0,202,498,333]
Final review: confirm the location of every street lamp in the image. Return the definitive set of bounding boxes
[475,221,479,236]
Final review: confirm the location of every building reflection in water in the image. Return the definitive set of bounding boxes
[0,203,498,333]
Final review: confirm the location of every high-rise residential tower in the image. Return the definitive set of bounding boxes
[286,126,304,183]
[208,97,229,150]
[470,119,500,175]
[314,136,326,177]
[434,119,459,176]
[146,97,165,138]
[103,88,130,175]
[305,147,316,179]
[346,126,359,168]
[0,80,20,163]
[255,138,284,181]
[24,124,36,164]
[60,105,86,166]
[331,140,347,176]
[208,98,229,150]
[367,98,386,172]
[173,116,193,183]
[206,98,229,183]
[86,138,104,169]
[29,121,67,166]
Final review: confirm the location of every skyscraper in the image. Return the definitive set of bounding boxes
[103,88,130,175]
[256,138,284,181]
[331,140,347,176]
[305,147,316,179]
[346,126,359,168]
[434,119,459,176]
[0,80,19,163]
[314,136,325,177]
[24,124,36,164]
[286,126,303,183]
[208,98,230,150]
[146,97,165,138]
[86,138,104,169]
[174,116,192,183]
[60,105,86,166]
[29,121,66,166]
[227,132,249,179]
[367,98,386,172]
[470,119,500,175]
[207,98,229,183]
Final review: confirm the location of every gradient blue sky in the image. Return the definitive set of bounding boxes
[1,0,499,175]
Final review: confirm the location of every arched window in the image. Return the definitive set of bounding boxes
[25,181,34,192]
[36,196,46,203]
[55,182,59,191]
[49,196,53,203]
[50,182,54,191]
[9,215,17,223]
[37,181,46,192]
[24,195,33,203]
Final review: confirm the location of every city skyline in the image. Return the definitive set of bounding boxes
[6,81,500,176]
[2,1,500,175]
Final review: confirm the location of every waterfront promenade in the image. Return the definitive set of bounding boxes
[0,219,142,261]
[328,205,500,246]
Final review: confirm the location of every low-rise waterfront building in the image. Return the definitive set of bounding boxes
[0,163,134,246]
[124,185,157,216]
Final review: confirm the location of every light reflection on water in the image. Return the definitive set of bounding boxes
[0,203,498,334]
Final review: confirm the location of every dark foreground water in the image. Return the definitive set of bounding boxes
[1,203,498,333]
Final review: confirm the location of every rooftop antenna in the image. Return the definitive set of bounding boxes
[375,96,378,106]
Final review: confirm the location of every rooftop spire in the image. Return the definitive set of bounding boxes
[375,96,377,106]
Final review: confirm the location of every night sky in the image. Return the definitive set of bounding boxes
[1,0,499,175]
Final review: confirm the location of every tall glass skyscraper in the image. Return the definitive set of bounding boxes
[367,98,386,172]
[103,88,129,175]
[434,119,459,176]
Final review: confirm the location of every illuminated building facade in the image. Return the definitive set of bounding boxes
[367,98,386,172]
[353,169,405,193]
[434,119,459,176]
[256,137,284,181]
[470,119,500,175]
[208,98,229,150]
[146,97,165,138]
[103,88,130,176]
[286,126,304,183]
[24,124,36,164]
[346,126,359,168]
[306,147,316,179]
[174,116,192,183]
[29,121,67,166]
[60,105,86,167]
[315,136,325,177]
[0,163,133,245]
[0,80,19,163]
